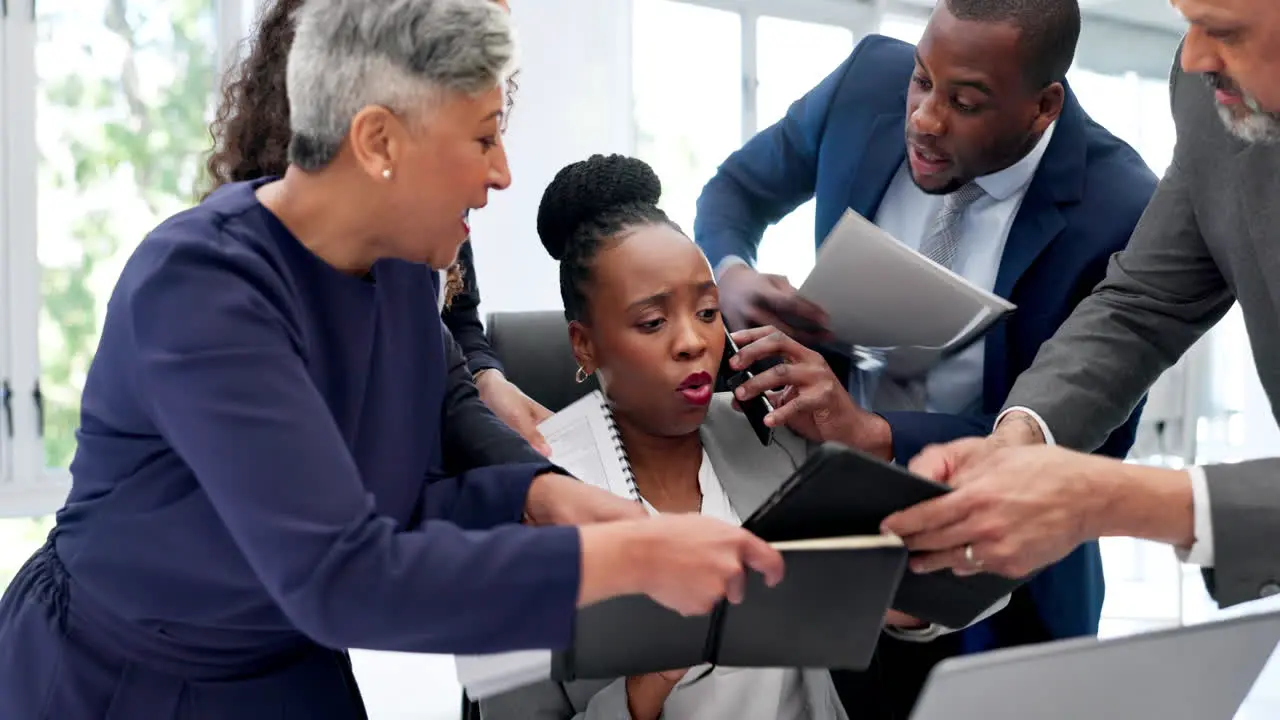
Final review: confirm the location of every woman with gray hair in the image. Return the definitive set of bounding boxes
[0,1,784,718]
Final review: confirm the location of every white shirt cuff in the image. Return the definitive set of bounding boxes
[1174,466,1215,567]
[995,406,1056,446]
[714,255,751,283]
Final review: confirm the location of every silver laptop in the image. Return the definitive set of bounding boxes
[910,609,1280,720]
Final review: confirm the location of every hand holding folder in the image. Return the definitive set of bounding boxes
[797,209,1016,375]
[457,440,1021,700]
[455,530,905,699]
[743,442,1027,629]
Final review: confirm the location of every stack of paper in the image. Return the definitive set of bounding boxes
[799,209,1015,378]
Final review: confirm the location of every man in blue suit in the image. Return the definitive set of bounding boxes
[696,0,1156,715]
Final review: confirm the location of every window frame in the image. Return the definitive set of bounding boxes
[0,0,260,519]
[0,4,12,489]
[4,0,50,517]
[663,0,882,144]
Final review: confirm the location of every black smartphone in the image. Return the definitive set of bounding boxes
[721,331,774,446]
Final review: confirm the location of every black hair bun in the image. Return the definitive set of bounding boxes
[537,153,662,261]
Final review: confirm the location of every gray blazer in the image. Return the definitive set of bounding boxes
[1001,49,1280,606]
[480,393,849,719]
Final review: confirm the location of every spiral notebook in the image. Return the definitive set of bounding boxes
[536,390,640,501]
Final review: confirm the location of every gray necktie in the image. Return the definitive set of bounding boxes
[870,183,985,412]
[917,182,985,271]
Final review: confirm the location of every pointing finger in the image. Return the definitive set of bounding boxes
[881,491,972,539]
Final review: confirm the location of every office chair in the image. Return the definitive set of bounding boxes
[484,310,599,412]
[459,311,598,720]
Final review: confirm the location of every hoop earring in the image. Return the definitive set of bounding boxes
[575,366,588,384]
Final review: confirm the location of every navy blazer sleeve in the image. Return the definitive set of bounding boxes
[694,46,861,269]
[441,324,548,471]
[877,411,998,465]
[443,241,503,376]
[128,242,581,654]
[876,409,1140,466]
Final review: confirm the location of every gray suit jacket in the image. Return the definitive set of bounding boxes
[1002,49,1280,607]
[480,393,849,719]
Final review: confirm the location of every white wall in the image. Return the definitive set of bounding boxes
[467,0,636,315]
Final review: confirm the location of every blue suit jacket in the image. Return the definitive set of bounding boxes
[695,35,1156,646]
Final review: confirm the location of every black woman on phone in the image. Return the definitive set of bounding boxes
[480,154,1003,720]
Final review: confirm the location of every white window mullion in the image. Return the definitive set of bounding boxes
[740,8,758,142]
[2,0,68,517]
[0,1,11,488]
[5,0,43,498]
[857,0,888,40]
[215,0,244,76]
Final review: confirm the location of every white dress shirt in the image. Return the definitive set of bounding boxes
[995,407,1215,566]
[861,121,1056,414]
[638,453,810,720]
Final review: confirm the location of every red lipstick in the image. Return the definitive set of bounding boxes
[677,371,713,406]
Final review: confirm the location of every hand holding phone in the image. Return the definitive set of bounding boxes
[720,331,775,446]
[726,326,871,449]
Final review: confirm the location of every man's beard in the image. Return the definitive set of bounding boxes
[1205,72,1280,144]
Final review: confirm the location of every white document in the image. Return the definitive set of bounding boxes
[454,391,632,700]
[798,209,1015,377]
[534,390,633,496]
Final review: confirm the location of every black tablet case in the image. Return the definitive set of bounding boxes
[743,442,1026,629]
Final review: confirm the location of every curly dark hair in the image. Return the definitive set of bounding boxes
[203,0,300,195]
[203,0,520,305]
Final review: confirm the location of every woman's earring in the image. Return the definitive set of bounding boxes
[575,366,588,384]
[382,168,393,180]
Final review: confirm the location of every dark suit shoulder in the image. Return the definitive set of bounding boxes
[1081,128,1158,209]
[829,34,916,116]
[1064,106,1159,238]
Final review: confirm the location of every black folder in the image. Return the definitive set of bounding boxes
[742,442,1027,630]
[551,534,907,681]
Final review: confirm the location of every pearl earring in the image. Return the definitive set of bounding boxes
[382,168,393,180]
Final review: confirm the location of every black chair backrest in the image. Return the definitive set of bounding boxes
[462,313,589,720]
[485,310,599,412]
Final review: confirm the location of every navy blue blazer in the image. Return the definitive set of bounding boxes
[695,35,1156,644]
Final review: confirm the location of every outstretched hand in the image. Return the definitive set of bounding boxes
[885,443,1109,579]
[717,264,833,345]
[476,370,555,456]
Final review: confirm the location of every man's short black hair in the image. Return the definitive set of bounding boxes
[945,0,1081,89]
